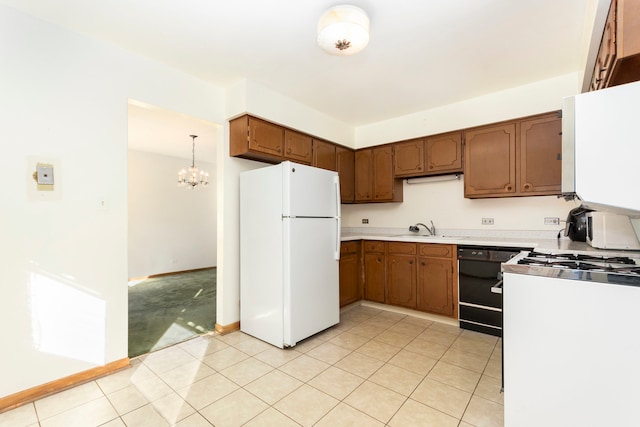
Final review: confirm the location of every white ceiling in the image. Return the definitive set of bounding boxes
[2,0,594,159]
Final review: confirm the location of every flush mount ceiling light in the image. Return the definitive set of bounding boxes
[317,5,370,56]
[177,135,209,189]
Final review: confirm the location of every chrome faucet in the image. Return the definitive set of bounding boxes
[409,221,436,235]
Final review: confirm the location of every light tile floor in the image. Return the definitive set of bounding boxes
[0,305,503,427]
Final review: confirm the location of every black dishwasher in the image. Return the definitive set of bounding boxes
[458,246,527,337]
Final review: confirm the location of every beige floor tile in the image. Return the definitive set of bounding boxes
[120,404,169,427]
[278,354,330,382]
[178,334,229,359]
[427,322,463,336]
[398,316,434,328]
[346,323,382,339]
[176,373,239,410]
[356,340,401,362]
[340,310,374,324]
[416,329,458,347]
[375,310,406,321]
[290,335,324,353]
[441,347,490,373]
[462,395,504,427]
[368,364,423,396]
[306,341,352,364]
[343,381,406,424]
[173,412,216,427]
[142,345,196,374]
[328,331,370,351]
[150,391,196,425]
[106,384,149,415]
[459,423,475,427]
[313,326,343,342]
[427,361,481,393]
[253,347,301,368]
[315,402,384,427]
[388,398,459,427]
[333,319,359,331]
[245,370,303,405]
[373,330,414,347]
[219,357,273,386]
[96,363,155,395]
[242,407,300,427]
[461,329,499,345]
[386,321,426,338]
[362,316,398,329]
[474,375,504,405]
[99,419,126,427]
[404,338,449,360]
[483,358,502,380]
[201,346,249,371]
[39,397,119,427]
[155,359,216,390]
[200,388,268,427]
[216,331,252,346]
[334,351,384,379]
[308,366,364,400]
[411,378,472,419]
[388,349,437,376]
[35,381,104,420]
[232,336,274,356]
[274,384,339,426]
[451,336,496,357]
[0,403,38,427]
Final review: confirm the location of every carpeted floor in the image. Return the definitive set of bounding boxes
[128,268,216,358]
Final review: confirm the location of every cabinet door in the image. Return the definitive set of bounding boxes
[386,255,417,309]
[394,139,425,177]
[337,146,355,203]
[363,252,385,303]
[284,130,312,164]
[313,139,337,171]
[339,252,360,307]
[248,117,284,157]
[426,132,463,173]
[464,123,516,197]
[373,145,395,201]
[417,257,453,317]
[355,149,373,201]
[519,115,562,195]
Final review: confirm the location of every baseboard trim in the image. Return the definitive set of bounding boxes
[215,321,240,335]
[129,266,216,282]
[0,358,130,413]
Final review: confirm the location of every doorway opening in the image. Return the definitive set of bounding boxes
[127,99,220,358]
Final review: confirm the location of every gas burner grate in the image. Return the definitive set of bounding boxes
[526,251,636,265]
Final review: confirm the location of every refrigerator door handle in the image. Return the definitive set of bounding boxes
[334,176,341,261]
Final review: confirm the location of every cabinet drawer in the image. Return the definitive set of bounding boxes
[419,244,454,258]
[341,241,360,254]
[387,242,417,255]
[363,241,385,253]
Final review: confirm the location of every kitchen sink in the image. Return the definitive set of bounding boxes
[392,234,468,239]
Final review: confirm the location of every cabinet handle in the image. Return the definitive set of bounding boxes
[506,185,513,191]
[287,148,292,154]
[277,147,281,153]
[409,260,413,264]
[523,183,531,190]
[421,261,426,266]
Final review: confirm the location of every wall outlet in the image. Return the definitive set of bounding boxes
[482,218,494,225]
[544,217,560,225]
[362,218,369,224]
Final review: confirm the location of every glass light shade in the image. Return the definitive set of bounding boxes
[317,5,370,56]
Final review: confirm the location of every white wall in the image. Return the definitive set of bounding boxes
[128,150,216,278]
[0,4,225,398]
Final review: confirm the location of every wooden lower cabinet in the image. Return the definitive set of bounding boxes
[386,254,417,309]
[339,241,361,307]
[363,241,385,303]
[417,257,453,316]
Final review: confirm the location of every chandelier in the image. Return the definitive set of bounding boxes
[178,135,209,189]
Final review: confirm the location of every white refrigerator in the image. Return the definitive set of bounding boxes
[240,161,341,348]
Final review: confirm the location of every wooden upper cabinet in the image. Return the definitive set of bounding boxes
[336,146,355,203]
[248,117,284,158]
[590,0,640,90]
[426,132,463,174]
[394,139,425,177]
[355,149,373,201]
[464,123,517,198]
[284,130,312,164]
[519,114,562,195]
[372,145,395,201]
[312,139,337,171]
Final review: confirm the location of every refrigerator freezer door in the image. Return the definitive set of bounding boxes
[283,217,339,347]
[282,161,340,218]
